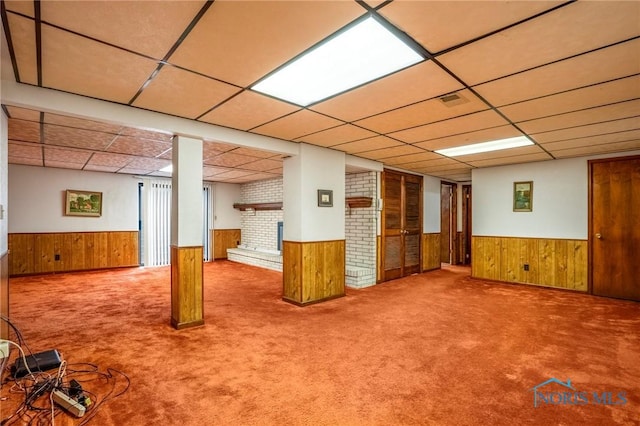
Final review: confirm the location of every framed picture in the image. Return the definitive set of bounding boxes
[65,189,102,217]
[317,189,333,207]
[513,181,533,212]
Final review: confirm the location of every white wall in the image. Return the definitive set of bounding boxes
[8,165,138,233]
[423,174,440,233]
[213,182,241,229]
[472,151,640,239]
[284,144,345,242]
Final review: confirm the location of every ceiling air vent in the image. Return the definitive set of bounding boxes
[439,92,469,107]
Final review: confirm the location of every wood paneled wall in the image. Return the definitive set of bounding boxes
[0,253,8,339]
[213,229,241,259]
[472,236,587,291]
[283,240,345,305]
[8,231,139,276]
[422,233,441,272]
[171,245,204,329]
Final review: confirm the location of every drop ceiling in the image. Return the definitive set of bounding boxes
[1,0,639,183]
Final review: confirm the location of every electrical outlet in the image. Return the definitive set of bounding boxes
[55,254,60,261]
[524,264,530,271]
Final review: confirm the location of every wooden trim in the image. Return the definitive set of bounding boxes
[171,245,204,329]
[233,202,282,211]
[422,233,441,272]
[472,236,588,291]
[282,240,345,305]
[213,229,240,259]
[9,231,139,276]
[346,197,373,208]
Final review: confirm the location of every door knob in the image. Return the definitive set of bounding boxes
[595,233,602,239]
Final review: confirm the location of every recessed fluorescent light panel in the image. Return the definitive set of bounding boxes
[159,165,173,173]
[435,136,534,157]
[251,17,424,106]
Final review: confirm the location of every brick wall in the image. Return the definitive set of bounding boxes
[345,172,377,271]
[240,177,283,252]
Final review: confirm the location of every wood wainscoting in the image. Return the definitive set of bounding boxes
[472,236,587,291]
[213,229,240,259]
[0,252,8,339]
[8,231,139,276]
[170,245,204,329]
[422,233,441,272]
[283,240,345,306]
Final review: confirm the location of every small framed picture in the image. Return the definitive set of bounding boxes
[65,189,103,217]
[317,189,333,207]
[513,181,533,212]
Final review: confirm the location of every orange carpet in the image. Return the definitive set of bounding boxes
[2,262,639,425]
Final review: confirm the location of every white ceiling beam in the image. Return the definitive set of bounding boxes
[1,80,300,156]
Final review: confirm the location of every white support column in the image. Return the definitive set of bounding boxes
[170,135,204,329]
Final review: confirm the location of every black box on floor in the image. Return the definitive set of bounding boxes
[12,349,62,378]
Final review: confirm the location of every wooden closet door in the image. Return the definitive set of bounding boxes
[381,170,423,281]
[590,156,640,301]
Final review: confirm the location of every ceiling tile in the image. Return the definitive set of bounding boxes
[42,25,159,103]
[9,157,42,167]
[357,144,425,160]
[238,158,282,172]
[389,110,509,144]
[530,117,640,144]
[551,140,640,158]
[8,119,40,143]
[87,152,135,168]
[205,152,256,168]
[379,0,561,53]
[416,164,472,174]
[133,65,241,119]
[199,91,300,131]
[213,169,258,179]
[310,61,463,122]
[380,152,443,166]
[252,110,343,141]
[296,124,377,147]
[205,141,241,152]
[6,14,37,85]
[107,136,171,157]
[4,1,34,17]
[414,125,523,151]
[465,152,552,168]
[84,165,120,173]
[541,130,640,151]
[332,136,403,154]
[517,100,640,134]
[44,146,92,164]
[44,113,123,134]
[6,106,40,121]
[354,89,488,134]
[231,147,280,159]
[438,1,640,85]
[168,1,365,86]
[41,1,206,59]
[8,141,42,160]
[395,157,463,170]
[44,160,83,170]
[120,127,173,142]
[44,124,114,150]
[474,38,640,107]
[126,157,171,171]
[498,75,640,123]
[456,145,548,162]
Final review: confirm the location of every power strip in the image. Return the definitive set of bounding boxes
[52,390,86,417]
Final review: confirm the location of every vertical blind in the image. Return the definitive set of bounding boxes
[142,179,214,267]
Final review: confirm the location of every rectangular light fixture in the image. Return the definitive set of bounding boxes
[159,164,173,173]
[435,136,534,157]
[251,16,424,106]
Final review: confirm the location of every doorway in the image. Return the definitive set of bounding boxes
[381,169,423,281]
[440,182,457,264]
[589,156,640,301]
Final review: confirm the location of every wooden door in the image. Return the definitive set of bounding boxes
[462,185,472,265]
[381,170,422,281]
[590,156,640,301]
[440,184,451,263]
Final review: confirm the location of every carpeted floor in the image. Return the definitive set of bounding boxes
[2,261,639,425]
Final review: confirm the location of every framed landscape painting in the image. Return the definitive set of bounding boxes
[65,190,102,217]
[513,181,533,212]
